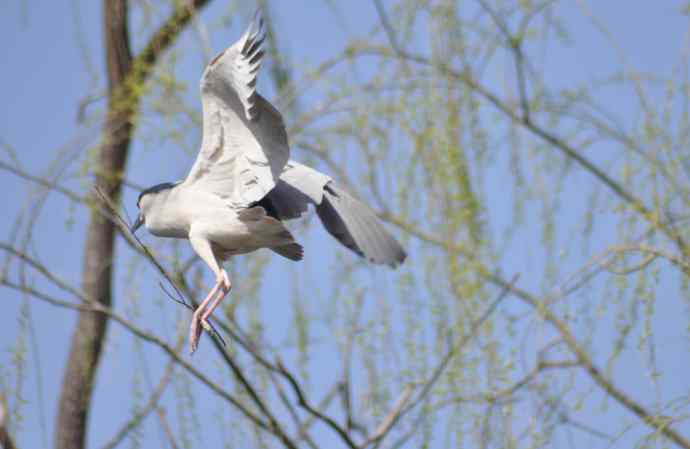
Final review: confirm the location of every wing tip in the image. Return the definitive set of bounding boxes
[320,182,407,269]
[368,242,407,269]
[272,243,304,261]
[251,8,264,29]
[242,9,266,54]
[389,247,408,268]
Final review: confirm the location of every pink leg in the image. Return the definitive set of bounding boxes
[187,235,233,354]
[200,278,232,324]
[189,279,224,354]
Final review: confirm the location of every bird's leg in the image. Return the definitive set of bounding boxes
[188,234,232,354]
[189,278,224,354]
[200,269,232,328]
[189,270,232,354]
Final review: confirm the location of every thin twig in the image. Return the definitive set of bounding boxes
[101,358,178,449]
[361,385,414,448]
[155,408,181,449]
[94,187,228,346]
[399,274,518,421]
[297,382,340,439]
[1,279,274,436]
[94,190,303,448]
[356,44,688,260]
[381,210,690,449]
[373,0,403,54]
[277,358,359,449]
[475,0,532,121]
[0,242,84,300]
[0,160,86,203]
[268,371,320,449]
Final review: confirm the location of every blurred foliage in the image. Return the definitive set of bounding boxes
[2,0,690,448]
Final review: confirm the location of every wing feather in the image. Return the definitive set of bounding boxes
[182,10,289,208]
[262,161,406,267]
[318,183,406,267]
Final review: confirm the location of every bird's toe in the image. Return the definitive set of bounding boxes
[189,318,203,354]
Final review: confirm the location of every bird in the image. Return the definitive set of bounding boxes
[130,10,406,353]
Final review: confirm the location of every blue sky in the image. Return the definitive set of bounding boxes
[1,1,689,448]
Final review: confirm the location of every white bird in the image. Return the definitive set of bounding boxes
[131,11,406,353]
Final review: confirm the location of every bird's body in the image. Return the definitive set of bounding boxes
[140,182,296,256]
[132,11,405,353]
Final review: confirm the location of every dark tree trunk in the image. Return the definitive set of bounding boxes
[54,1,212,448]
[54,2,132,449]
[0,424,17,449]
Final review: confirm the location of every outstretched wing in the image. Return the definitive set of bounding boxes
[182,10,290,208]
[258,161,407,268]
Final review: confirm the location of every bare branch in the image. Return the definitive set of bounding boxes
[94,188,298,449]
[277,359,359,449]
[396,275,517,425]
[1,279,276,437]
[100,357,178,449]
[373,0,403,55]
[0,160,86,203]
[354,44,690,261]
[56,1,215,447]
[478,0,535,152]
[297,382,340,440]
[154,408,180,449]
[361,385,414,448]
[378,209,690,449]
[0,242,84,300]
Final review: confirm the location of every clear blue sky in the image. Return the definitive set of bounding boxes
[1,1,688,448]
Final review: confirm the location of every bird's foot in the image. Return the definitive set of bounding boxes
[189,272,231,354]
[189,315,203,354]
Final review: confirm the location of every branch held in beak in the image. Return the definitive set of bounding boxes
[131,213,144,234]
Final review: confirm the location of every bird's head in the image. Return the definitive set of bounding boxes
[131,182,178,234]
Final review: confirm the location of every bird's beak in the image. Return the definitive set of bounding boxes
[130,213,144,234]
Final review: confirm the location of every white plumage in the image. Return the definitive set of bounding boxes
[132,11,406,353]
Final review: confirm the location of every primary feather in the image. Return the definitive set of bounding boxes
[135,10,406,354]
[138,11,405,268]
[259,162,407,267]
[182,10,289,208]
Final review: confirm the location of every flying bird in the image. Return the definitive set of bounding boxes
[131,11,406,353]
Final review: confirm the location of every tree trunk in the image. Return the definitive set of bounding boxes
[54,1,212,447]
[54,2,132,448]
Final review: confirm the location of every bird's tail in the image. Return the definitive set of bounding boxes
[271,243,303,261]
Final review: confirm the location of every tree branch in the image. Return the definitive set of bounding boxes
[356,44,690,262]
[100,357,178,449]
[277,359,359,449]
[377,210,690,449]
[361,385,413,448]
[55,1,213,448]
[1,278,274,437]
